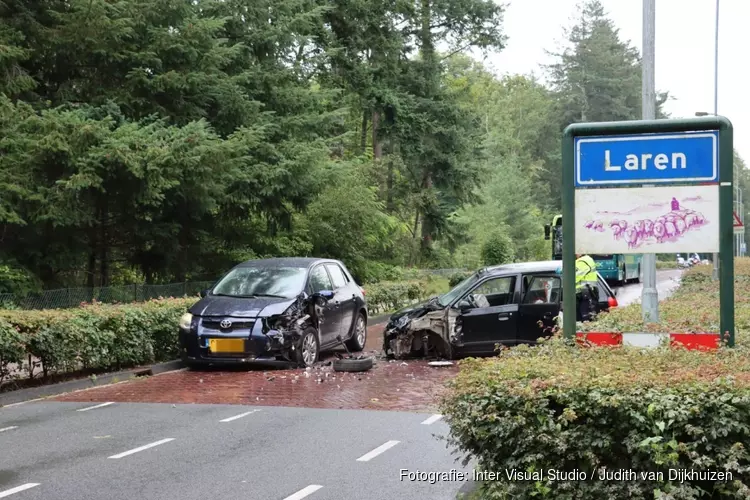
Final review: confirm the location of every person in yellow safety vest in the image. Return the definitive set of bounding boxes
[575,253,599,321]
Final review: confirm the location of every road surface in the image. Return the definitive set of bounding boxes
[0,269,684,500]
[0,401,470,500]
[613,268,683,307]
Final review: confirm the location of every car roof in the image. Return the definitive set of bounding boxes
[481,260,563,275]
[235,257,340,269]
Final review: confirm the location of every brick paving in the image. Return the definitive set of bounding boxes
[52,324,459,412]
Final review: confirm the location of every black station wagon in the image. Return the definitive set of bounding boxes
[382,260,618,360]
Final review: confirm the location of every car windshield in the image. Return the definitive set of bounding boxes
[437,273,479,307]
[211,266,307,299]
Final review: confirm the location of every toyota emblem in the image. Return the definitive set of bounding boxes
[219,319,232,329]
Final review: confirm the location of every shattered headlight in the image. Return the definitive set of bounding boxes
[394,315,410,329]
[179,312,193,330]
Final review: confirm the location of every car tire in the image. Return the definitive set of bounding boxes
[344,312,367,352]
[295,327,320,368]
[333,357,374,372]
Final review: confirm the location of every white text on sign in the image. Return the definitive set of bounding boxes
[604,150,687,172]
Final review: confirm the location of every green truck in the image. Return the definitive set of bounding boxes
[544,214,642,285]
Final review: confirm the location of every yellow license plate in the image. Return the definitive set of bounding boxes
[208,338,245,353]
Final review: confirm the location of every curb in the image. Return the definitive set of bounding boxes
[0,360,184,407]
[1,316,392,407]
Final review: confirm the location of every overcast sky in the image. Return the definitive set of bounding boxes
[480,0,750,163]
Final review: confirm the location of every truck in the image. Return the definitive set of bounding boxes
[544,214,643,285]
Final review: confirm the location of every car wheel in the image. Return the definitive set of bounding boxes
[345,313,367,352]
[295,327,319,368]
[333,357,374,372]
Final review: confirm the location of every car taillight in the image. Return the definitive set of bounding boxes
[608,296,618,308]
[360,286,366,296]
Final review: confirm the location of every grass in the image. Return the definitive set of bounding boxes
[581,257,750,344]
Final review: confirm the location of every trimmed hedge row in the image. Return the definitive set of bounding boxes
[0,298,194,384]
[0,276,442,384]
[441,340,750,499]
[580,258,750,344]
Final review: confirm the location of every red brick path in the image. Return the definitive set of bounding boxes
[52,324,459,413]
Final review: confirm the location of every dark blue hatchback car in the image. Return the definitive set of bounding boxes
[178,258,368,368]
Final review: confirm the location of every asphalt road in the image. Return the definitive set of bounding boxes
[612,268,683,307]
[0,401,471,500]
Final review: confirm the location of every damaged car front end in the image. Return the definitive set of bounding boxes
[179,290,332,369]
[382,271,482,360]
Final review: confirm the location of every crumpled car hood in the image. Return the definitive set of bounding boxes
[189,296,296,318]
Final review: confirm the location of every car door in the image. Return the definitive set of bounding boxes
[518,274,562,344]
[325,262,357,338]
[455,274,518,354]
[307,264,340,346]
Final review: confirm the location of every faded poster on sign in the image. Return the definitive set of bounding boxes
[574,185,720,254]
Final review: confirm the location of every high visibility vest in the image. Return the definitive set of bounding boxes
[575,255,598,290]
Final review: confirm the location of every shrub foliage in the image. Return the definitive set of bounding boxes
[441,341,750,499]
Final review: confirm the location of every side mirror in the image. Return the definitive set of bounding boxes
[315,290,335,301]
[200,289,210,298]
[457,299,472,311]
[544,224,551,240]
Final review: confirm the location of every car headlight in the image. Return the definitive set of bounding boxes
[179,312,193,330]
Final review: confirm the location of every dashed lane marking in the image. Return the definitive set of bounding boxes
[0,426,18,433]
[76,402,114,412]
[420,414,443,425]
[0,484,40,498]
[219,409,261,422]
[282,485,323,500]
[108,438,175,459]
[356,440,400,462]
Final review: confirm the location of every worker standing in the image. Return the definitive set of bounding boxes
[575,253,599,321]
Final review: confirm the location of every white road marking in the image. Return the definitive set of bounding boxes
[220,409,260,422]
[356,440,400,462]
[108,438,175,459]
[421,414,443,425]
[282,485,323,500]
[76,402,114,412]
[2,398,44,408]
[0,426,18,433]
[0,483,40,498]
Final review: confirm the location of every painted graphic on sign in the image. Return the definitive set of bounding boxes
[574,185,719,254]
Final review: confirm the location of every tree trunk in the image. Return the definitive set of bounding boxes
[98,198,109,288]
[360,109,368,155]
[372,110,382,160]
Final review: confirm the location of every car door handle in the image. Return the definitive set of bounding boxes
[498,313,511,321]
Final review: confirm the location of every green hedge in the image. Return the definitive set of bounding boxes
[441,341,750,499]
[581,258,750,345]
[0,275,444,384]
[0,298,194,384]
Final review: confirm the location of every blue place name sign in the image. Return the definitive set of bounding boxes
[575,131,718,187]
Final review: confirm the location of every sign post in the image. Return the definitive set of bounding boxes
[562,116,734,346]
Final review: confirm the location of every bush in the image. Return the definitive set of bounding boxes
[481,231,515,266]
[441,340,750,499]
[0,298,194,383]
[449,271,473,287]
[581,258,750,345]
[365,279,432,314]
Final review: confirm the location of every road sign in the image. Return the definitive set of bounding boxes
[575,131,718,187]
[734,211,743,227]
[562,117,734,346]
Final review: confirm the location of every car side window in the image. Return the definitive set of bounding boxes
[309,266,333,293]
[466,276,515,308]
[523,276,561,304]
[326,264,348,289]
